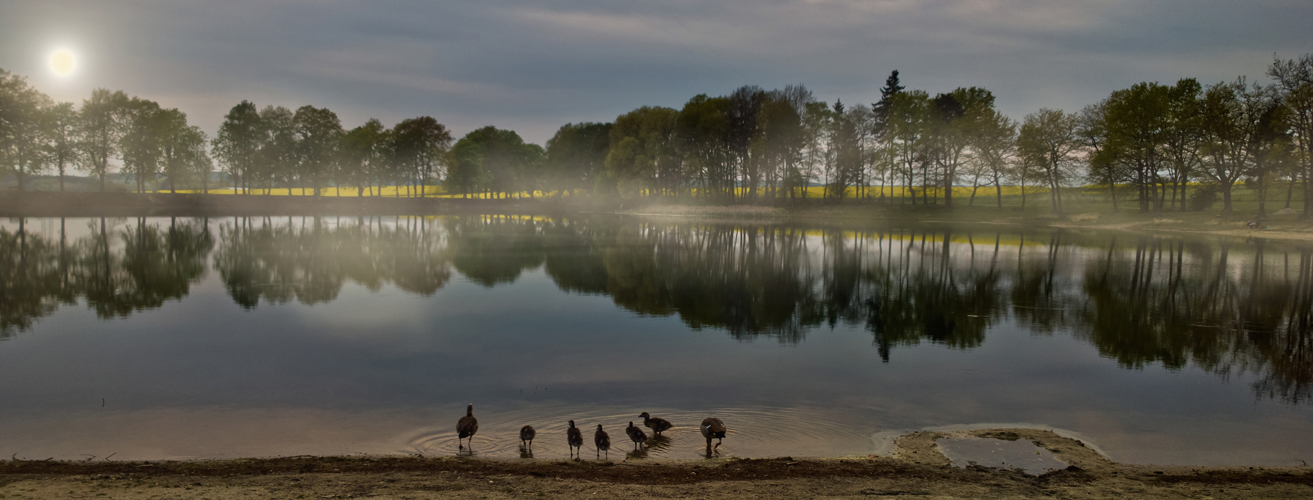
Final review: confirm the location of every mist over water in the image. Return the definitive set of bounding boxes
[0,215,1310,465]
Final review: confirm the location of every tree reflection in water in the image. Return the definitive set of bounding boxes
[1,216,1309,404]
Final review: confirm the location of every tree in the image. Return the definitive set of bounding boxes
[728,86,767,200]
[120,97,167,193]
[257,105,295,194]
[1200,78,1273,213]
[886,90,930,204]
[675,95,732,199]
[1161,79,1205,210]
[755,97,804,200]
[340,119,387,196]
[292,105,343,196]
[157,108,208,194]
[1246,89,1293,217]
[1269,54,1313,217]
[1079,100,1128,212]
[927,87,995,207]
[78,89,130,192]
[447,126,539,198]
[0,71,52,191]
[212,101,263,195]
[390,116,452,197]
[545,122,612,197]
[1018,108,1081,214]
[41,102,78,192]
[1,74,49,190]
[973,109,1017,208]
[1102,83,1170,212]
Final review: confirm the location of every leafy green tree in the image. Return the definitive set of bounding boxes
[728,86,767,200]
[1018,108,1082,214]
[41,102,78,192]
[292,105,343,196]
[447,126,539,198]
[0,71,53,191]
[545,122,612,197]
[340,119,387,196]
[676,95,732,198]
[1200,78,1276,213]
[157,108,209,194]
[1078,100,1128,212]
[971,108,1017,207]
[212,101,263,195]
[390,116,452,197]
[120,97,167,193]
[886,90,930,204]
[1161,79,1205,209]
[257,105,295,194]
[1269,54,1313,217]
[605,107,679,198]
[77,89,130,192]
[1101,82,1170,212]
[927,87,995,207]
[755,97,804,200]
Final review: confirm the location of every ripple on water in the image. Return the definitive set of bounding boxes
[399,405,877,460]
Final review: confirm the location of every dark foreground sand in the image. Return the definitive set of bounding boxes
[2,429,1309,499]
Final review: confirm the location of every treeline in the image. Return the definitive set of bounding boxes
[4,54,1311,214]
[3,217,1310,403]
[557,54,1311,216]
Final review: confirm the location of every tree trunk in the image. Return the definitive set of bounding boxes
[1109,180,1119,213]
[1222,181,1234,212]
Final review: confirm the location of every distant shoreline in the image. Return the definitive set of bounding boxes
[4,191,1313,244]
[0,191,551,217]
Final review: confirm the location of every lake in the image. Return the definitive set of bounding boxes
[0,215,1310,465]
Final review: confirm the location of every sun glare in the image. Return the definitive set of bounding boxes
[50,49,77,76]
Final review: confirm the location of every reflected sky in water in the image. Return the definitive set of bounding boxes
[0,216,1310,465]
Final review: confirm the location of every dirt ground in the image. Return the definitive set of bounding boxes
[2,429,1309,499]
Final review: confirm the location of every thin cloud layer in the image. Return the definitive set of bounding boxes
[2,0,1309,143]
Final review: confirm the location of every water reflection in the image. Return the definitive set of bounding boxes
[1,216,1310,404]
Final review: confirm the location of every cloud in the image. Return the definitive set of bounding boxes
[1,0,1311,143]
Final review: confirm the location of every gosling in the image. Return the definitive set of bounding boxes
[595,424,611,459]
[456,404,478,451]
[520,425,536,449]
[566,420,584,457]
[625,421,648,450]
[639,412,673,435]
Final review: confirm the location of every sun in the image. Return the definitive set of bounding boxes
[50,50,76,76]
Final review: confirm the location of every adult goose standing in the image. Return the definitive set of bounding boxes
[456,404,478,451]
[639,412,673,435]
[566,420,584,457]
[594,424,611,459]
[520,425,536,449]
[625,421,648,450]
[700,417,726,450]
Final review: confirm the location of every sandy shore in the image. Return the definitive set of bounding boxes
[2,429,1309,499]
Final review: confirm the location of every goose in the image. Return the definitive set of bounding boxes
[700,417,726,450]
[566,420,584,457]
[456,404,478,451]
[639,412,673,435]
[625,421,648,449]
[520,425,536,449]
[594,424,611,459]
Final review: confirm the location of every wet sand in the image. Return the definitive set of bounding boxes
[2,429,1309,499]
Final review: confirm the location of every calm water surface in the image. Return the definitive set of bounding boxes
[0,215,1310,465]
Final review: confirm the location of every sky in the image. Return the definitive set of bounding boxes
[2,0,1311,145]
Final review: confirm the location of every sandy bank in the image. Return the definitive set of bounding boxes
[2,429,1309,499]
